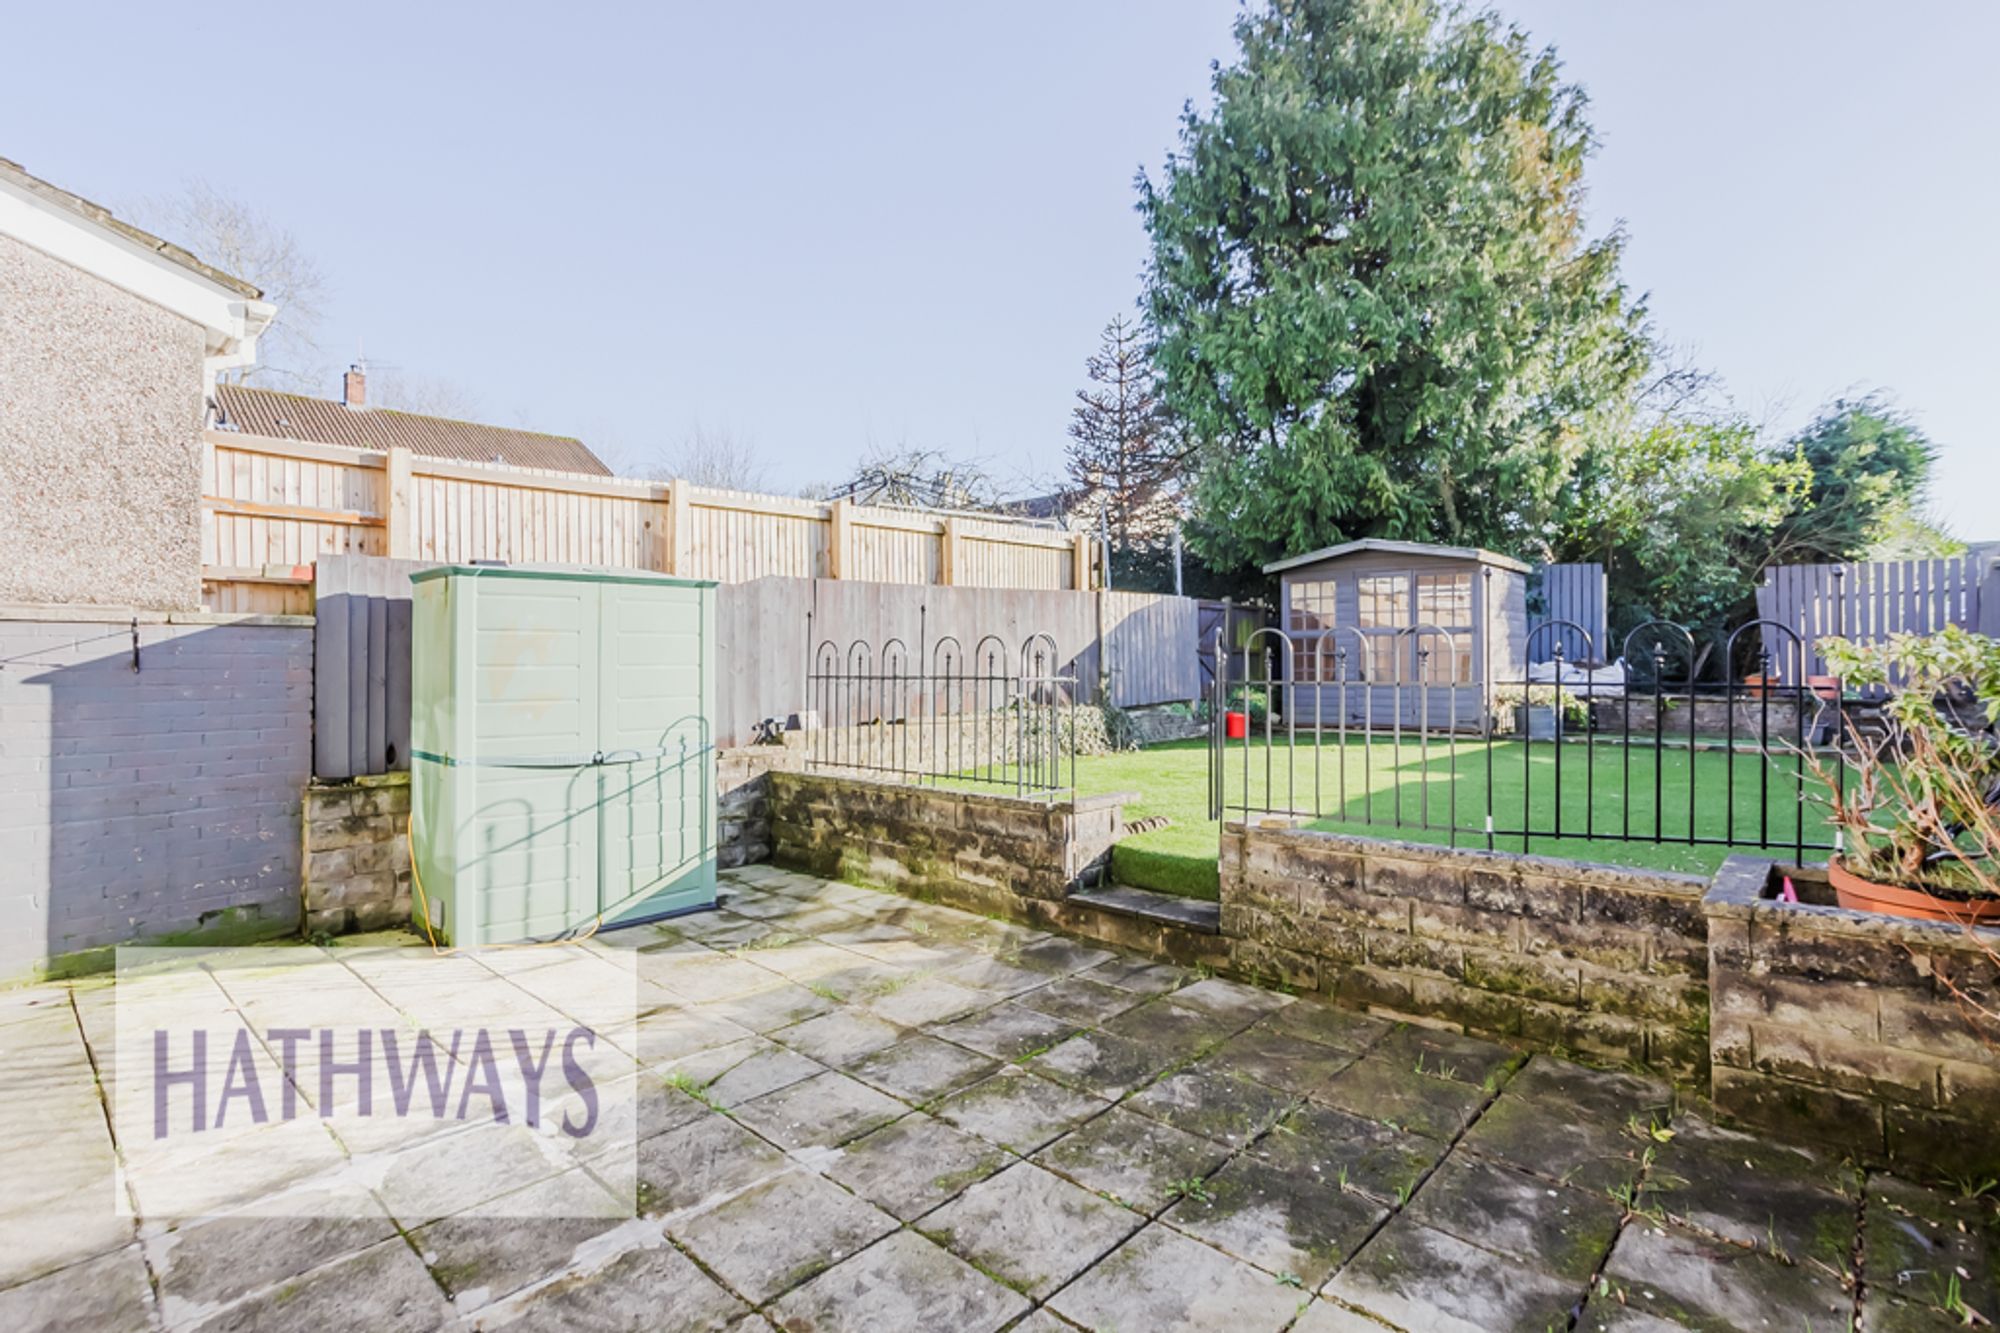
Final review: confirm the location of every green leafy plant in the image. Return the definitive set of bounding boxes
[1492,684,1589,731]
[1807,628,2000,894]
[1166,1176,1215,1204]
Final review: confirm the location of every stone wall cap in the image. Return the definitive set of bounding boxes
[310,772,411,791]
[1226,821,1706,892]
[1704,852,2000,948]
[0,604,313,628]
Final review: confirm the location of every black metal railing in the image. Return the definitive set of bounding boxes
[804,628,1078,801]
[1210,612,1857,862]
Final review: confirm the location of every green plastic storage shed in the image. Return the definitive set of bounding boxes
[409,565,718,946]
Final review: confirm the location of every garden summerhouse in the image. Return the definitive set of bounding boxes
[1262,539,1529,730]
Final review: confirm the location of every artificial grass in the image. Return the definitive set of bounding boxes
[1075,737,1840,902]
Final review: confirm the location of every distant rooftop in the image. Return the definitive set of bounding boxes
[214,381,611,476]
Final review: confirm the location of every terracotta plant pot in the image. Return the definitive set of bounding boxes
[1827,856,2000,925]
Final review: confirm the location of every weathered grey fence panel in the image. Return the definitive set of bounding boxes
[1530,563,1607,663]
[314,561,1204,764]
[1755,554,1994,684]
[313,554,437,779]
[1103,591,1200,708]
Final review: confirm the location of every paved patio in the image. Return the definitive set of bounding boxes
[1,865,1992,1331]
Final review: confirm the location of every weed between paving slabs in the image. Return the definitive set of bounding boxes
[0,865,1991,1331]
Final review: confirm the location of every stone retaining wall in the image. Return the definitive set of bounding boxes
[771,771,1126,918]
[1221,825,1710,1077]
[301,773,412,936]
[1706,856,2000,1175]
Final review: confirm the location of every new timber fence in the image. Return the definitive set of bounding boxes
[202,430,1099,614]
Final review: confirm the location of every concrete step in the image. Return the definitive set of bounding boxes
[1066,883,1220,935]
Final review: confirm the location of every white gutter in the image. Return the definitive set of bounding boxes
[0,175,273,389]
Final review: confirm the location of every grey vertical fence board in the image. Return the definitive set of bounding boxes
[1529,563,1606,663]
[317,561,1207,763]
[1758,555,1989,686]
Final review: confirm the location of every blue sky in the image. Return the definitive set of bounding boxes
[7,2,1993,533]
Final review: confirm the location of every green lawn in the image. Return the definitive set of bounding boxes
[1078,737,1840,901]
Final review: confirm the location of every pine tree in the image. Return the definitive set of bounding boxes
[1065,316,1182,549]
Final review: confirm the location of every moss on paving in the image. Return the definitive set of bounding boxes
[1069,738,1838,903]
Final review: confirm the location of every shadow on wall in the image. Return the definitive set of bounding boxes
[0,615,313,983]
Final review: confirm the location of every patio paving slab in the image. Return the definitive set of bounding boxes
[918,1161,1144,1299]
[765,1229,1030,1332]
[1033,1104,1232,1213]
[1367,1024,1522,1089]
[1164,1155,1386,1288]
[1014,975,1148,1026]
[933,1066,1111,1154]
[1125,1068,1298,1148]
[930,1000,1080,1060]
[1081,955,1190,994]
[1405,1150,1623,1282]
[1198,1025,1363,1093]
[1325,1214,1583,1332]
[1597,1222,1853,1331]
[843,1033,999,1103]
[147,1198,399,1324]
[183,1237,452,1333]
[1101,994,1246,1050]
[1257,998,1394,1055]
[766,1008,905,1066]
[1166,976,1295,1021]
[672,1037,826,1108]
[634,1113,790,1218]
[1049,1222,1310,1333]
[408,1169,630,1310]
[822,1113,1014,1221]
[1312,1054,1490,1141]
[1457,1087,1651,1194]
[858,976,995,1027]
[1505,1055,1675,1122]
[731,1070,908,1151]
[668,1169,897,1305]
[1010,936,1118,976]
[0,1246,154,1333]
[1860,1174,1996,1320]
[494,1236,749,1331]
[1026,1029,1186,1100]
[1250,1101,1445,1206]
[1646,1116,1858,1267]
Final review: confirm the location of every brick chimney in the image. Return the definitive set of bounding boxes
[342,363,367,410]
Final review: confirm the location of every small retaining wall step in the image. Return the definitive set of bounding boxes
[1067,883,1220,935]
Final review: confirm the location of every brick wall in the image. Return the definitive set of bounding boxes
[301,773,412,936]
[1220,824,1711,1078]
[1706,857,2000,1175]
[0,610,313,981]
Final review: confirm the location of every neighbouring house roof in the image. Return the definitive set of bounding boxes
[1263,538,1531,576]
[213,385,613,476]
[0,156,273,366]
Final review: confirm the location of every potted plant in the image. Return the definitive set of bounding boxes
[1806,627,2000,923]
[1493,684,1586,740]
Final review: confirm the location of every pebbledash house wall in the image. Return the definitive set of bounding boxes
[0,608,313,981]
[0,226,311,980]
[0,231,208,612]
[766,769,2000,1175]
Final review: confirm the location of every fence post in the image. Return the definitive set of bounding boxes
[665,479,690,575]
[940,517,961,587]
[384,447,414,559]
[1071,532,1091,591]
[829,498,853,580]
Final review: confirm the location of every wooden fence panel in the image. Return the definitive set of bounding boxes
[1102,591,1200,707]
[205,432,1087,610]
[1755,555,1993,684]
[1529,563,1608,663]
[313,554,437,779]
